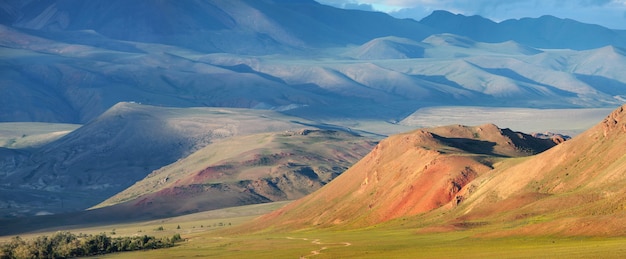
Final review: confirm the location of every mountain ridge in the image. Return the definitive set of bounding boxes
[237,104,626,236]
[241,123,562,231]
[1,0,434,54]
[90,129,375,218]
[421,10,626,50]
[448,104,626,236]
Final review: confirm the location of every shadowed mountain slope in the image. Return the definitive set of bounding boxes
[1,0,434,54]
[0,102,323,217]
[0,128,376,235]
[245,123,560,230]
[90,130,375,218]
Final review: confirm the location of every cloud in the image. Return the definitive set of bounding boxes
[343,3,376,11]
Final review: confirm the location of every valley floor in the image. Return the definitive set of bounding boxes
[95,227,626,259]
[4,202,626,259]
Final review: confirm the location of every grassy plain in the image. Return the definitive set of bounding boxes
[4,202,626,258]
[0,202,290,242]
[95,224,626,259]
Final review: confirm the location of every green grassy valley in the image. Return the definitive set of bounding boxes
[4,201,626,259]
[145,229,626,259]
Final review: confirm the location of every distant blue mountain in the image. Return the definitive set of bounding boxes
[1,1,626,124]
[421,10,626,50]
[2,0,434,54]
[5,1,624,52]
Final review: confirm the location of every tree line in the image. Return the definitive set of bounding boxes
[0,231,183,259]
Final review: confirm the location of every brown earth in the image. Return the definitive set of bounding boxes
[243,123,562,231]
[242,105,626,237]
[95,130,376,218]
[447,104,626,236]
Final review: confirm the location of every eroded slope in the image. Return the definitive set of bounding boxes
[246,123,559,230]
[93,129,375,218]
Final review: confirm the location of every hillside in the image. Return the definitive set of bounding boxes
[345,36,426,60]
[0,103,330,217]
[241,105,626,237]
[446,104,626,236]
[246,123,561,230]
[91,130,375,218]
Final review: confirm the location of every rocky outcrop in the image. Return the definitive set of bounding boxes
[602,105,626,136]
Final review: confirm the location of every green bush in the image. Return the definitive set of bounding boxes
[0,231,184,259]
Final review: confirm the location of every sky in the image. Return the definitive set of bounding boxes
[316,0,626,30]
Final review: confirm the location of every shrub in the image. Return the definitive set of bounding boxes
[0,231,184,258]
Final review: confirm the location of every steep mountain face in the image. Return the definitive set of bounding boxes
[248,123,560,230]
[246,105,626,236]
[449,104,626,236]
[421,10,626,50]
[1,0,433,54]
[92,130,375,218]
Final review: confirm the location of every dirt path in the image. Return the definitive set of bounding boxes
[286,237,351,258]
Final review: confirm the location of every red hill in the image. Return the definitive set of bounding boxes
[243,105,626,237]
[449,104,626,236]
[246,123,560,231]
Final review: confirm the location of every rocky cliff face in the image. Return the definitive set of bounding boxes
[602,105,626,136]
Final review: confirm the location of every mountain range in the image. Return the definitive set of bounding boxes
[2,0,626,124]
[421,10,626,50]
[1,0,626,230]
